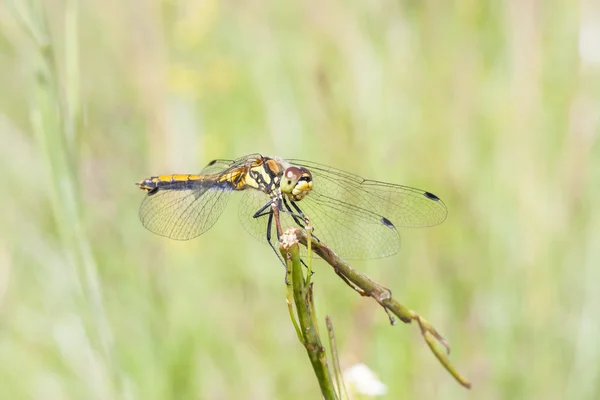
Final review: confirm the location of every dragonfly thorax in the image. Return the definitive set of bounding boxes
[243,157,286,196]
[243,157,314,202]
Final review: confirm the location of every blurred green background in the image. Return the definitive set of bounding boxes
[1,0,599,399]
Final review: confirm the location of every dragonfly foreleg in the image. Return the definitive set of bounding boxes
[282,198,322,245]
[281,197,308,228]
[288,199,309,224]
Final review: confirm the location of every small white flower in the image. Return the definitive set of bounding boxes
[280,228,298,248]
[343,363,388,397]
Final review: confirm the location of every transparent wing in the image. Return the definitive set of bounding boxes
[279,193,400,259]
[139,158,242,241]
[139,154,264,241]
[288,159,447,227]
[139,180,234,240]
[238,186,395,259]
[282,159,448,259]
[199,159,234,174]
[199,152,263,174]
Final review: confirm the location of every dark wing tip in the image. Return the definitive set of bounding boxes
[207,159,218,166]
[381,216,396,229]
[147,187,159,196]
[423,191,441,201]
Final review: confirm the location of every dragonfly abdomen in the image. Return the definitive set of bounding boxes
[137,174,218,195]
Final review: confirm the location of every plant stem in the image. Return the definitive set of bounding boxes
[293,228,472,389]
[280,232,339,400]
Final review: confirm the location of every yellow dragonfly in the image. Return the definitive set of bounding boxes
[137,154,447,259]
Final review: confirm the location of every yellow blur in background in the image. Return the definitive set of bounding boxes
[1,1,599,399]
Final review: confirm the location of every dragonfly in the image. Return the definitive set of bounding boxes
[136,154,447,260]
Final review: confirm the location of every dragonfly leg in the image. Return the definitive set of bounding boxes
[282,198,322,245]
[288,198,310,224]
[253,198,288,272]
[282,197,307,228]
[253,199,274,218]
[265,209,285,266]
[267,213,291,287]
[258,199,312,279]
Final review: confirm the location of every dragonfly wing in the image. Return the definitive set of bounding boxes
[240,186,397,259]
[139,154,266,241]
[288,159,447,228]
[139,181,233,240]
[199,154,266,176]
[285,159,447,259]
[287,193,401,259]
[199,159,234,174]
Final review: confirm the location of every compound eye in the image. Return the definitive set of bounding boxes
[281,167,302,193]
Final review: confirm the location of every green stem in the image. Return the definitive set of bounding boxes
[280,233,339,400]
[285,265,303,343]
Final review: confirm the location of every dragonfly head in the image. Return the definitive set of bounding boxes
[280,166,313,201]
